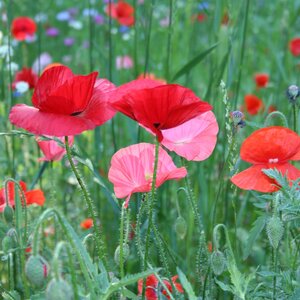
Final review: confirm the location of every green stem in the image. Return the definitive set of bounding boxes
[119,203,126,279]
[143,0,155,76]
[142,139,160,299]
[64,136,105,262]
[234,0,250,108]
[211,137,235,228]
[165,0,173,81]
[293,104,298,133]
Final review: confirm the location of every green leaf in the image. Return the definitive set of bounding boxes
[243,216,267,259]
[215,278,234,293]
[171,44,218,81]
[176,267,197,300]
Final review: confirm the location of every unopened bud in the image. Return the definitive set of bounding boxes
[114,244,130,265]
[266,216,284,249]
[174,216,187,239]
[46,278,74,300]
[2,236,14,253]
[25,255,49,288]
[211,250,226,275]
[3,205,14,223]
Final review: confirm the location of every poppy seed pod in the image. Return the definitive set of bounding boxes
[46,278,74,300]
[25,255,49,288]
[287,85,300,103]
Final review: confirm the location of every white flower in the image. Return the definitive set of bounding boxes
[68,20,83,30]
[15,81,29,93]
[0,45,13,59]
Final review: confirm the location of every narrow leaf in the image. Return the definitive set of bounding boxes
[176,267,197,300]
[171,44,218,81]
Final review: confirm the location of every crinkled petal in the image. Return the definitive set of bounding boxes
[25,190,45,206]
[10,104,96,136]
[241,126,300,164]
[161,111,218,160]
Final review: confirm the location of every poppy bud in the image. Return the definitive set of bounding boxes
[174,216,187,239]
[286,85,300,103]
[25,255,49,288]
[3,205,14,223]
[266,216,284,249]
[211,250,226,275]
[114,243,130,265]
[46,278,74,300]
[2,236,14,253]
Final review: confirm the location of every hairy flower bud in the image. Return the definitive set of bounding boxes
[174,216,187,239]
[266,216,284,249]
[287,85,300,103]
[211,250,226,275]
[46,278,74,300]
[25,255,49,288]
[3,205,14,223]
[2,236,14,253]
[114,243,130,265]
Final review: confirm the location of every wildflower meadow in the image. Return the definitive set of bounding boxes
[0,0,300,299]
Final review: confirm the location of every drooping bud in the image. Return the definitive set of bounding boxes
[3,205,14,223]
[286,85,300,103]
[266,216,284,249]
[211,250,226,275]
[174,216,187,239]
[114,243,130,265]
[25,255,49,288]
[2,236,14,253]
[46,278,74,300]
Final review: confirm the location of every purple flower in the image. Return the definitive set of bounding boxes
[94,14,104,25]
[64,37,75,46]
[46,27,60,37]
[32,52,52,73]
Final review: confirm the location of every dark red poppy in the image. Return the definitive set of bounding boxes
[111,84,212,142]
[254,73,269,88]
[9,65,116,136]
[106,1,135,27]
[138,274,183,300]
[80,218,93,230]
[231,126,300,192]
[268,105,277,113]
[12,68,38,90]
[244,94,264,115]
[11,17,37,41]
[289,38,300,56]
[0,180,45,212]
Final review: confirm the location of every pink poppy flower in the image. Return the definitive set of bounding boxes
[160,111,218,161]
[36,135,74,161]
[108,143,187,207]
[9,65,116,136]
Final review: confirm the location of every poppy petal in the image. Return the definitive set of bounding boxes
[161,111,218,161]
[240,126,300,164]
[32,66,73,108]
[9,104,96,136]
[25,190,45,206]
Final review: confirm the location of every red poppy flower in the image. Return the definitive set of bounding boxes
[244,94,264,115]
[138,274,183,300]
[268,105,277,113]
[80,218,93,230]
[254,73,269,88]
[111,84,212,142]
[0,181,45,212]
[9,66,116,136]
[231,126,300,192]
[11,17,37,41]
[289,38,300,56]
[106,1,135,27]
[12,68,38,90]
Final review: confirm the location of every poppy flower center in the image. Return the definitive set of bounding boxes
[71,111,83,116]
[153,123,160,128]
[268,158,279,163]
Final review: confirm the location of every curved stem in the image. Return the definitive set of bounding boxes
[64,136,105,262]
